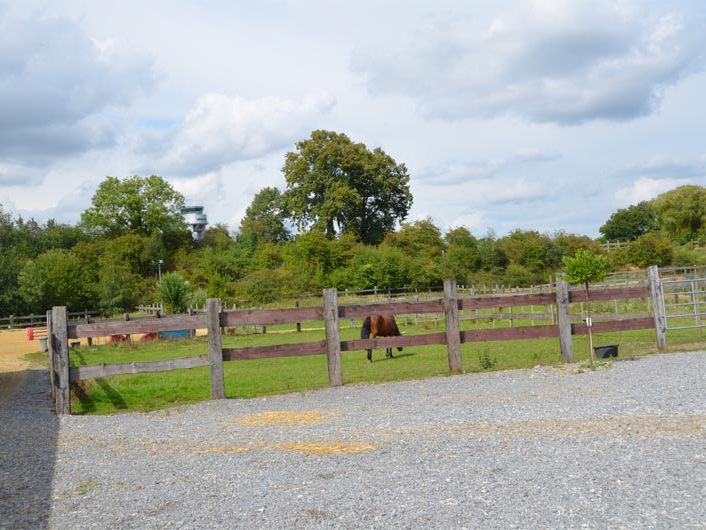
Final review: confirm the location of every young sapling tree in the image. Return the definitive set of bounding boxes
[562,249,609,368]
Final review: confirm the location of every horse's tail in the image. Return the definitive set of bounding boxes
[361,316,371,339]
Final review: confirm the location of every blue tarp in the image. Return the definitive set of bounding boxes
[159,329,190,339]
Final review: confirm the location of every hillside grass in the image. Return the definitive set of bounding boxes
[51,313,706,415]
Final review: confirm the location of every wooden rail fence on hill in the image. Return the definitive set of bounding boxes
[47,267,668,414]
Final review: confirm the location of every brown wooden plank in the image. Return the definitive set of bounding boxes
[46,310,55,401]
[556,276,574,363]
[70,355,210,381]
[222,341,327,360]
[323,288,342,387]
[220,306,323,326]
[444,279,462,373]
[648,266,667,351]
[342,332,447,351]
[69,314,206,339]
[340,300,444,318]
[206,299,225,400]
[459,293,555,310]
[569,286,649,303]
[51,306,71,414]
[571,317,654,335]
[461,325,559,343]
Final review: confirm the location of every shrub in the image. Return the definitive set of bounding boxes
[157,273,191,314]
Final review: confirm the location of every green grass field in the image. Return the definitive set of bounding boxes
[27,312,704,415]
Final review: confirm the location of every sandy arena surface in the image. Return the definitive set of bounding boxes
[0,330,41,373]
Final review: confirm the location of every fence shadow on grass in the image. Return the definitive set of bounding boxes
[73,350,128,411]
[0,369,58,529]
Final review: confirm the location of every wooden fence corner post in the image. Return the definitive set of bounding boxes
[206,298,225,400]
[555,274,574,363]
[443,279,462,374]
[323,288,343,387]
[51,306,70,414]
[648,265,668,352]
[46,310,55,400]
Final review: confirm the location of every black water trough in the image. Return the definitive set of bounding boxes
[594,344,619,358]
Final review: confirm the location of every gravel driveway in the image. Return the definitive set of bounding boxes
[1,351,705,529]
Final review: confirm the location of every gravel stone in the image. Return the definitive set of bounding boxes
[1,351,705,529]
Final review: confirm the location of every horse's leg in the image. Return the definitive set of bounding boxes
[386,347,394,358]
[367,349,372,362]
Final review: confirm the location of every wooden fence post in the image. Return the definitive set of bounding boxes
[206,299,225,399]
[188,308,195,337]
[295,301,302,332]
[555,275,574,363]
[46,310,55,400]
[124,313,131,342]
[323,288,342,387]
[51,306,71,414]
[443,279,462,374]
[648,265,668,352]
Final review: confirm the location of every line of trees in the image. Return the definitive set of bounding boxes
[2,130,706,316]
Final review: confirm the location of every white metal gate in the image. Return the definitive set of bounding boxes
[660,276,706,330]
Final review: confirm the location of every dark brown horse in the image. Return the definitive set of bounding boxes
[361,314,403,362]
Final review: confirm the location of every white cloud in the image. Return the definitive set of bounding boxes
[353,0,705,124]
[421,176,548,205]
[0,162,45,187]
[513,148,562,163]
[416,161,501,185]
[615,176,689,205]
[417,149,560,186]
[0,15,156,128]
[0,9,157,184]
[171,173,223,204]
[153,93,336,176]
[614,157,706,180]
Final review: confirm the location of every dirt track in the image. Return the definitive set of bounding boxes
[0,330,39,373]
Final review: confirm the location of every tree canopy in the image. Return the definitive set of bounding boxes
[652,185,706,244]
[81,175,188,238]
[283,130,413,244]
[238,187,290,248]
[599,201,658,241]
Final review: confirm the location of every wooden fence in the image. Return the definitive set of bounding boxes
[47,267,668,415]
[1,310,99,330]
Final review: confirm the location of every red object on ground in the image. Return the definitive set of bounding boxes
[109,335,127,343]
[26,327,34,341]
[141,332,158,341]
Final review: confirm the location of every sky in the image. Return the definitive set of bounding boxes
[1,0,706,238]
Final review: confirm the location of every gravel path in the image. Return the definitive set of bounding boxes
[1,352,705,529]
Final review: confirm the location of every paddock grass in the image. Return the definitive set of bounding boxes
[56,316,706,415]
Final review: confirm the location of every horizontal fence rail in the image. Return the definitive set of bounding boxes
[2,310,100,330]
[70,355,210,381]
[48,268,669,414]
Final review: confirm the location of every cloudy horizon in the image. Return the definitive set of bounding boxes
[1,0,705,238]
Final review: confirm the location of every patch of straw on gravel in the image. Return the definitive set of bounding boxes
[275,442,376,455]
[232,410,334,427]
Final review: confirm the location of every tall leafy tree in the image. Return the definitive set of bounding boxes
[18,249,88,312]
[283,130,412,244]
[652,185,706,243]
[383,218,445,259]
[81,175,188,239]
[498,230,554,273]
[96,261,141,315]
[599,201,659,241]
[440,227,481,282]
[238,187,290,248]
